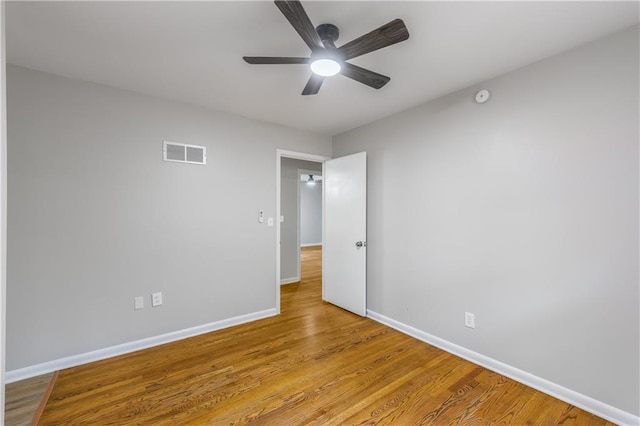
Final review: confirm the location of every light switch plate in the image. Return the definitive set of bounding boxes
[134,297,144,310]
[267,217,274,227]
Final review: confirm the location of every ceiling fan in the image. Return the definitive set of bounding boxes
[243,1,410,95]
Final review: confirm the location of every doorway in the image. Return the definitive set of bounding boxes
[275,150,330,314]
[279,159,323,285]
[298,169,323,250]
[276,150,368,317]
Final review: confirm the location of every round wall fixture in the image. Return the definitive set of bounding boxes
[475,89,491,104]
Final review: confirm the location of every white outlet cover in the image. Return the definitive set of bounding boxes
[152,292,163,307]
[465,312,475,328]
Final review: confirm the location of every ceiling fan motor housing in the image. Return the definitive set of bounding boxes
[316,23,340,46]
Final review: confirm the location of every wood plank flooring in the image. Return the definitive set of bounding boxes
[5,372,55,425]
[34,246,611,424]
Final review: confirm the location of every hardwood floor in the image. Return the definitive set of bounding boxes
[5,372,55,425]
[34,246,611,425]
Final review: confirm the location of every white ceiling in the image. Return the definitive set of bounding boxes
[6,1,639,136]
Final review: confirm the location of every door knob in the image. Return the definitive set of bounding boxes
[355,241,367,248]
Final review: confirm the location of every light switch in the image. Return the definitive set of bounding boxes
[134,297,144,310]
[258,210,264,223]
[280,216,285,222]
[267,217,274,227]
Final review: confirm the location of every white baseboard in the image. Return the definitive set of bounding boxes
[280,277,300,285]
[366,310,639,426]
[6,308,278,384]
[300,243,322,248]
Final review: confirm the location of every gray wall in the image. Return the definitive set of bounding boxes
[0,4,7,421]
[300,180,322,246]
[6,65,331,370]
[280,158,321,282]
[333,26,639,416]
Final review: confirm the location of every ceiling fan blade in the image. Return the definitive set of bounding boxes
[338,18,409,60]
[302,74,324,95]
[274,1,324,52]
[243,56,310,65]
[340,62,390,90]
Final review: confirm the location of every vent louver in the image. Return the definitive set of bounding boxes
[163,141,206,165]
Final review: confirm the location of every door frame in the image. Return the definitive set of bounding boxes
[276,149,330,314]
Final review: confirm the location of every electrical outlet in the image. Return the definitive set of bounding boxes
[152,292,163,307]
[134,297,144,310]
[465,312,475,329]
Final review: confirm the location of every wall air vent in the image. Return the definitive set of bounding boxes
[163,141,206,165]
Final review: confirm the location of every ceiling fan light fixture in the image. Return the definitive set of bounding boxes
[310,58,341,77]
[243,2,409,95]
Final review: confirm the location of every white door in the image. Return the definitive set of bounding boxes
[323,152,367,316]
